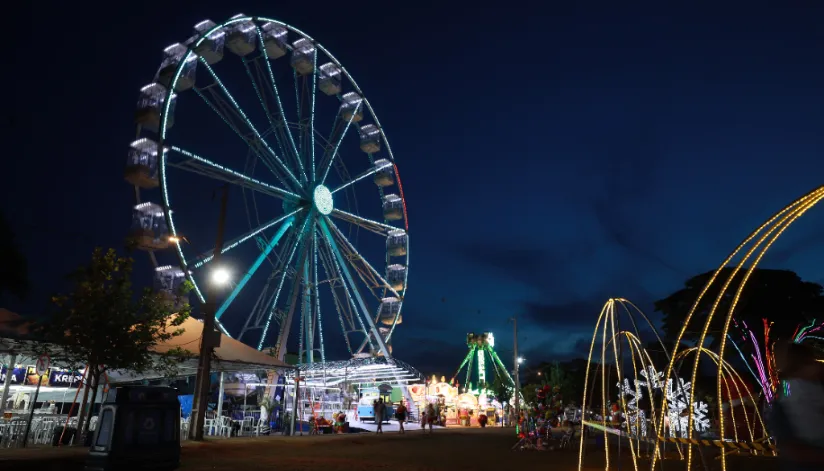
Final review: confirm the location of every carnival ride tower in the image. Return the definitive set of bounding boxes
[451,333,515,393]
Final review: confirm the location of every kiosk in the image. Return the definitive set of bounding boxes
[86,386,180,471]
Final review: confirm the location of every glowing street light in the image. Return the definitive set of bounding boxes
[517,357,524,364]
[211,267,231,286]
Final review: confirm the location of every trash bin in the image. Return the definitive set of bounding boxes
[85,386,180,471]
[52,426,76,446]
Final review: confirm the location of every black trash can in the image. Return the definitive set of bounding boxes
[52,426,76,446]
[85,386,180,471]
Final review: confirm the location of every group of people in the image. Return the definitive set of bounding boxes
[372,399,438,434]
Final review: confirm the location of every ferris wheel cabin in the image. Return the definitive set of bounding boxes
[382,194,404,221]
[157,43,197,92]
[386,264,407,291]
[124,138,162,189]
[261,22,288,59]
[372,159,394,187]
[379,297,402,326]
[359,124,381,154]
[386,230,407,257]
[318,63,342,96]
[154,265,187,306]
[129,202,170,251]
[135,83,176,132]
[190,20,226,65]
[339,92,364,123]
[291,38,316,75]
[226,15,257,56]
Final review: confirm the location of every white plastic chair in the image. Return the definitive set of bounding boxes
[216,416,232,437]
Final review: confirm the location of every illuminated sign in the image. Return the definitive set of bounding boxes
[0,367,25,384]
[48,370,84,388]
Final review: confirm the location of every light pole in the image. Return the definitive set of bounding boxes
[189,184,229,441]
[510,316,521,419]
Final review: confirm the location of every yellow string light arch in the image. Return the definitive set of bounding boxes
[652,185,824,471]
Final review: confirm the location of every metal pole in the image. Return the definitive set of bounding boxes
[189,184,230,441]
[291,378,299,436]
[511,316,520,419]
[22,375,43,448]
[0,354,17,411]
[216,372,225,419]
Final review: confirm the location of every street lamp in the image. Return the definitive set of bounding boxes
[517,357,524,364]
[211,267,231,286]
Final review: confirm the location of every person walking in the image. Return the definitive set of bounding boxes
[771,340,824,471]
[395,401,408,434]
[374,398,386,434]
[425,403,436,434]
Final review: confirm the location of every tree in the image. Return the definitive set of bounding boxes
[491,374,512,406]
[39,248,192,439]
[655,268,824,349]
[0,210,29,301]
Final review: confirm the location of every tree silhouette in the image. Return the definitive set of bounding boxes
[0,210,29,302]
[655,268,824,349]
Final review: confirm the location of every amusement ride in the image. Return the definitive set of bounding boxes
[123,14,410,368]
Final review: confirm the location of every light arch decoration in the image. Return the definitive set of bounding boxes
[653,185,824,471]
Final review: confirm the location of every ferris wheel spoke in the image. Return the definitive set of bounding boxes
[242,57,308,185]
[166,146,301,203]
[330,208,397,236]
[316,230,356,355]
[325,217,400,298]
[193,84,297,193]
[312,231,326,362]
[271,231,313,356]
[199,58,303,190]
[317,224,375,354]
[187,208,303,269]
[331,160,392,195]
[318,101,361,186]
[253,26,304,185]
[214,216,296,322]
[260,216,311,352]
[318,218,390,358]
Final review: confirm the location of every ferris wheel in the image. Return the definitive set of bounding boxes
[124,14,409,364]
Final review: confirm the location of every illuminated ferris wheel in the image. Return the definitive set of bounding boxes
[124,13,409,363]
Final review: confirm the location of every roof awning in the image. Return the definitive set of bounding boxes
[0,309,293,384]
[286,356,423,388]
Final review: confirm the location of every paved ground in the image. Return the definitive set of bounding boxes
[0,427,781,471]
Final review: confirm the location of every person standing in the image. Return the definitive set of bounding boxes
[771,340,824,471]
[395,401,408,434]
[374,398,386,434]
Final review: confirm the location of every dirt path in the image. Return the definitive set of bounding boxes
[0,427,780,471]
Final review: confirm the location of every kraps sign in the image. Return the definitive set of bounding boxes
[48,369,83,388]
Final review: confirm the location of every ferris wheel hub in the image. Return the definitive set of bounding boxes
[313,185,334,215]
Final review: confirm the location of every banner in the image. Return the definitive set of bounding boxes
[0,366,26,384]
[25,366,50,386]
[48,369,84,388]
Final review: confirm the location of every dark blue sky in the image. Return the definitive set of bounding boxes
[7,2,824,375]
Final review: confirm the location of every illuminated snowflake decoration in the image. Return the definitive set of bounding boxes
[617,367,709,439]
[313,185,333,215]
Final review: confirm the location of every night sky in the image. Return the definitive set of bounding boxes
[7,2,824,376]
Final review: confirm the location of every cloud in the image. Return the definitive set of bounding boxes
[449,241,595,295]
[521,300,599,329]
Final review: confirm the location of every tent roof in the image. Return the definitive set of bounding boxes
[0,309,292,382]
